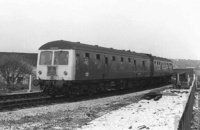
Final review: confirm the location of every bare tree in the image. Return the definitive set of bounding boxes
[0,54,33,86]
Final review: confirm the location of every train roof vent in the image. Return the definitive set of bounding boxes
[95,45,99,47]
[76,42,80,44]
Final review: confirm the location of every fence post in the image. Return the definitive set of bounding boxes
[197,74,200,130]
[28,75,32,92]
[187,74,190,86]
[176,74,180,84]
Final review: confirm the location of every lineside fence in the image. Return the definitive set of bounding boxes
[177,74,197,130]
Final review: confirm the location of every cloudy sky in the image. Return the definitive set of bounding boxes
[0,0,200,60]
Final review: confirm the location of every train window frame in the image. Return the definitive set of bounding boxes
[112,56,116,61]
[85,53,90,59]
[105,56,108,65]
[128,58,131,63]
[134,59,136,66]
[143,61,145,68]
[76,54,80,65]
[39,51,53,65]
[96,54,101,60]
[54,51,69,65]
[121,57,124,62]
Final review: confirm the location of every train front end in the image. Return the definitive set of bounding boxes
[33,48,76,96]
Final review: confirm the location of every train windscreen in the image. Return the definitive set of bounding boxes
[39,51,53,65]
[54,51,69,65]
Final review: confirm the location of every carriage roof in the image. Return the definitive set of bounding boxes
[152,56,172,62]
[39,40,150,59]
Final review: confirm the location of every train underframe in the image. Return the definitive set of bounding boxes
[38,75,172,98]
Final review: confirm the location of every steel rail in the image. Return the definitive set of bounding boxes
[0,92,45,102]
[0,83,171,112]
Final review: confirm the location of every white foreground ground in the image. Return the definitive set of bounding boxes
[0,85,191,130]
[78,89,189,130]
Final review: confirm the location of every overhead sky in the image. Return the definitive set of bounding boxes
[0,0,200,60]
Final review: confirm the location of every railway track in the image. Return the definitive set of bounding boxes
[0,83,171,112]
[0,92,45,101]
[0,92,49,111]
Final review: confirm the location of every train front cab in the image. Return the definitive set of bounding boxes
[34,49,76,96]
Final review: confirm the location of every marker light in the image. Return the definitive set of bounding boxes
[38,71,42,75]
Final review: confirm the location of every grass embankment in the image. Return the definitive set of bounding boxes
[0,82,40,95]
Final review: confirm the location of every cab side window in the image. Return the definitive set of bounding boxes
[142,61,145,68]
[76,54,80,65]
[96,54,101,60]
[84,53,90,67]
[112,56,116,61]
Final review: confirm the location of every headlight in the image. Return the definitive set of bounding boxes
[64,71,68,75]
[38,71,42,75]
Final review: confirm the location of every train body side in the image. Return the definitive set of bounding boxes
[148,55,173,77]
[152,56,173,77]
[74,49,151,81]
[35,40,173,82]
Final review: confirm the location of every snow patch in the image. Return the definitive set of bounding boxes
[79,89,189,130]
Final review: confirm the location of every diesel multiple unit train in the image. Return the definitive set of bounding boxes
[33,40,173,97]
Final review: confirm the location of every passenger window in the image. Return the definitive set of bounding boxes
[85,53,90,58]
[128,58,131,63]
[84,53,90,67]
[112,56,116,61]
[134,60,136,66]
[76,54,80,65]
[96,54,101,60]
[105,57,108,65]
[143,61,145,67]
[121,57,124,62]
